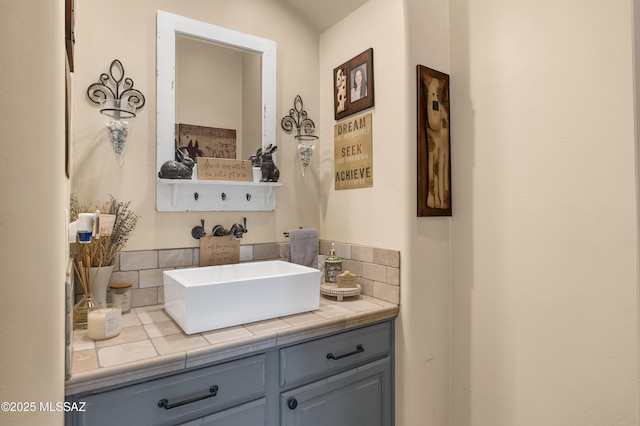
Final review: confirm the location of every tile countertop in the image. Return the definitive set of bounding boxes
[66,295,399,396]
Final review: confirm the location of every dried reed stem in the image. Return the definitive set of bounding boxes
[72,259,89,298]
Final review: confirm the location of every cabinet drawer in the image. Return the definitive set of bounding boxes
[76,354,266,426]
[280,322,391,386]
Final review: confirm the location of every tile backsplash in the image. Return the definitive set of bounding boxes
[78,240,400,308]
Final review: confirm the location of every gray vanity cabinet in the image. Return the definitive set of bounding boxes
[66,320,394,426]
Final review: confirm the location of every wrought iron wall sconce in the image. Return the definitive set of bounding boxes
[281,95,318,176]
[87,59,145,167]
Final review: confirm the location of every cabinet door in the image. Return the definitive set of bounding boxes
[280,357,391,426]
[179,398,266,426]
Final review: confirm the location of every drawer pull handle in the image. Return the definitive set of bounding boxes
[326,344,364,360]
[157,385,219,410]
[287,397,298,410]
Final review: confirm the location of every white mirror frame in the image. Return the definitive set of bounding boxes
[156,10,279,212]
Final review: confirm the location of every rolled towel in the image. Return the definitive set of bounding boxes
[287,228,318,269]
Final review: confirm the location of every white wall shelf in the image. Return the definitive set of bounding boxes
[157,179,283,212]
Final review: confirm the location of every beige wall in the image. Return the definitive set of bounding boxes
[0,0,67,424]
[450,0,639,425]
[319,2,408,247]
[71,0,321,249]
[405,1,452,424]
[320,0,451,424]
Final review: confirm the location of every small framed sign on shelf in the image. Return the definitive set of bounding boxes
[196,158,252,181]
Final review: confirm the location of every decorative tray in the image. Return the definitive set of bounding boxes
[320,283,362,301]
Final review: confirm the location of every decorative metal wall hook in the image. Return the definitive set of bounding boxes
[86,59,146,167]
[87,59,146,117]
[281,95,317,138]
[281,95,318,177]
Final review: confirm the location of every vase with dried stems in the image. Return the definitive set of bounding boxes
[71,253,98,330]
[70,194,139,329]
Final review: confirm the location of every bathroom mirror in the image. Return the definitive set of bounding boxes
[156,10,278,212]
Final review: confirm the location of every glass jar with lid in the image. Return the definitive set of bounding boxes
[109,282,132,314]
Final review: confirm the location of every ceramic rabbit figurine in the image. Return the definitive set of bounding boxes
[260,144,279,182]
[158,149,195,179]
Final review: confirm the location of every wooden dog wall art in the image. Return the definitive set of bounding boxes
[417,65,452,217]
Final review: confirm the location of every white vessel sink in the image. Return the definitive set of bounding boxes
[163,260,321,334]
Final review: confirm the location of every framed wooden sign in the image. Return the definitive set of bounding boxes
[197,158,252,181]
[417,65,451,216]
[199,236,240,266]
[333,48,375,121]
[334,113,373,190]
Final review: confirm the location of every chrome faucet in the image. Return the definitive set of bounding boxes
[212,217,248,239]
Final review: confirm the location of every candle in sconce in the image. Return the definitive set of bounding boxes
[87,305,122,340]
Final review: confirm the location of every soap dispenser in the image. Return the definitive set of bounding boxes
[324,243,342,285]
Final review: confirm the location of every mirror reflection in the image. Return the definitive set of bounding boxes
[175,35,262,161]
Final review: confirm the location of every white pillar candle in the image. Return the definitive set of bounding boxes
[87,305,122,340]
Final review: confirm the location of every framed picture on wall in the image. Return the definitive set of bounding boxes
[417,65,452,216]
[333,48,375,120]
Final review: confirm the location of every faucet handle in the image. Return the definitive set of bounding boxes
[212,225,226,237]
[231,217,248,239]
[191,219,206,240]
